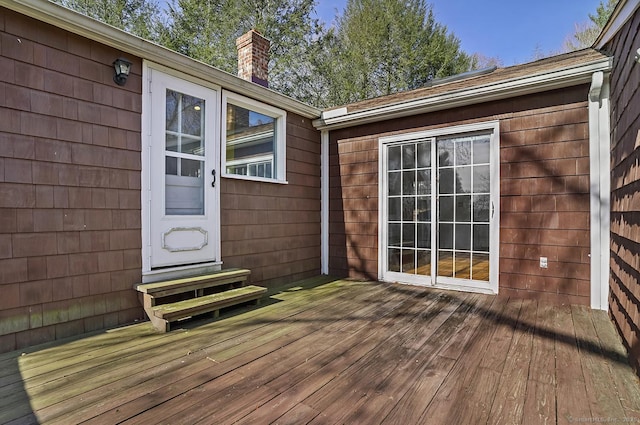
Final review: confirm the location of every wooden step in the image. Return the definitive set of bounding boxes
[150,285,267,332]
[135,268,251,298]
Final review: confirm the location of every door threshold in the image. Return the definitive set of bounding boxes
[142,262,223,283]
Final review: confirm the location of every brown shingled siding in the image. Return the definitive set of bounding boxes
[220,113,321,288]
[0,9,143,353]
[605,6,640,375]
[329,85,591,304]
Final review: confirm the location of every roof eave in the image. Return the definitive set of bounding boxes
[594,0,640,49]
[313,57,612,131]
[5,0,321,119]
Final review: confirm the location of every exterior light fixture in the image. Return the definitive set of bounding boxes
[113,58,132,86]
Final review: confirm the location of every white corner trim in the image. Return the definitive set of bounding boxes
[141,61,152,273]
[314,59,612,131]
[588,71,612,311]
[321,131,329,275]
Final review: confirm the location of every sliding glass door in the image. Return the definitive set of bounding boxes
[380,125,499,293]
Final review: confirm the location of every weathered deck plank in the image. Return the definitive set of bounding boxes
[0,277,638,425]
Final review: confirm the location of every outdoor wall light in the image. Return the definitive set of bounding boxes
[113,58,132,86]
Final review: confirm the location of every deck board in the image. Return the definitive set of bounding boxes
[1,277,639,425]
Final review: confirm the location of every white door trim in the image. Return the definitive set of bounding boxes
[141,61,222,279]
[378,121,500,294]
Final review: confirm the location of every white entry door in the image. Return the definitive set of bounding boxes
[380,124,499,294]
[147,69,220,269]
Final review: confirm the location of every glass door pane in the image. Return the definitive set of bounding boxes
[436,134,490,281]
[387,140,432,276]
[165,89,205,215]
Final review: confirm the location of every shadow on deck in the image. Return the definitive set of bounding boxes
[1,275,639,425]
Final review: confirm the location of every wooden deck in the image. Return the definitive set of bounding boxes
[1,276,639,425]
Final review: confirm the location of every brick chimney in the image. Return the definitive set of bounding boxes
[236,30,270,87]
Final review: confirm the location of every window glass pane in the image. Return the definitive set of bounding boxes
[403,170,416,195]
[473,194,490,222]
[401,249,415,273]
[388,248,401,272]
[165,90,205,156]
[473,165,490,193]
[473,224,490,252]
[166,90,179,132]
[456,195,471,222]
[455,252,471,279]
[456,167,471,193]
[417,196,431,222]
[388,197,401,221]
[417,169,431,195]
[439,223,453,249]
[181,95,203,137]
[226,103,275,178]
[456,140,472,165]
[388,223,401,246]
[166,134,178,152]
[417,141,431,167]
[402,197,415,221]
[166,156,177,175]
[388,146,402,170]
[388,172,401,196]
[438,251,454,277]
[402,144,415,169]
[402,223,415,247]
[438,139,454,166]
[180,158,202,177]
[417,223,431,249]
[455,224,471,250]
[472,253,490,281]
[439,168,454,194]
[417,250,431,275]
[439,196,454,222]
[473,137,490,164]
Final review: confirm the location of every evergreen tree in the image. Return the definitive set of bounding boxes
[53,0,161,40]
[564,0,618,51]
[320,0,474,106]
[158,0,323,104]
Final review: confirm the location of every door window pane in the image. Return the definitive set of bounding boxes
[402,144,416,169]
[388,197,401,221]
[388,146,402,170]
[417,250,431,275]
[473,194,490,222]
[455,224,471,251]
[389,172,401,196]
[456,195,471,222]
[403,170,416,195]
[417,223,431,249]
[165,89,205,216]
[439,196,454,222]
[417,141,431,167]
[402,197,416,221]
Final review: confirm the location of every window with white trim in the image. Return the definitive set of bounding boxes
[222,91,287,183]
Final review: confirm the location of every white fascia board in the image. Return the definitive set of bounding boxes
[5,0,321,120]
[313,58,612,130]
[594,0,640,49]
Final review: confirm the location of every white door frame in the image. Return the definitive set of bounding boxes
[378,121,500,294]
[141,62,222,280]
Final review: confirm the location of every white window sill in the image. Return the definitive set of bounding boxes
[221,173,289,185]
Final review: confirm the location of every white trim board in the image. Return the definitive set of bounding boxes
[588,71,612,311]
[314,58,611,131]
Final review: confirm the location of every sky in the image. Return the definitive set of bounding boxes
[314,0,604,66]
